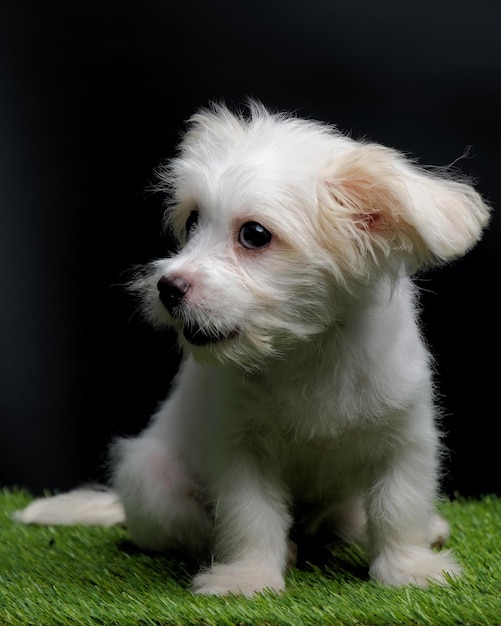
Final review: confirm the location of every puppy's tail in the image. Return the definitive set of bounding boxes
[12,487,125,527]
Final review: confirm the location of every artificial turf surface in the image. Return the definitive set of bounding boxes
[1,489,500,625]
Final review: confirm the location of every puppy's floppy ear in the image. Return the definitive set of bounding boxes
[318,143,490,272]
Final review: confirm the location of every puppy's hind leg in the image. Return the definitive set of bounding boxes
[111,434,213,556]
[326,496,369,547]
[429,513,451,549]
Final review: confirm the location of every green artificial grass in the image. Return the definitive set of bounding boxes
[1,489,500,625]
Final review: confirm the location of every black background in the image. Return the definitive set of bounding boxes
[1,1,499,498]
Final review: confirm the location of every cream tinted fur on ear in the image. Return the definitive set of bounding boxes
[317,143,489,276]
[15,101,491,597]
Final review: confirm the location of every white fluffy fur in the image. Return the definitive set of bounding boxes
[13,488,124,527]
[15,101,491,596]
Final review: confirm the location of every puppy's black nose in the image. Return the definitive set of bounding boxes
[157,275,191,312]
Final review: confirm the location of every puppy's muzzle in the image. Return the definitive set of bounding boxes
[157,275,236,346]
[157,275,190,314]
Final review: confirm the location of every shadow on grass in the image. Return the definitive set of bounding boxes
[292,530,370,584]
[116,530,370,592]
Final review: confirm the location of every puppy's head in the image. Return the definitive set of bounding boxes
[131,101,490,369]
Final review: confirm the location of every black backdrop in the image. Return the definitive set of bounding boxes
[1,1,499,498]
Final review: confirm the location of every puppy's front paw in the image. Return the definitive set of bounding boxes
[191,561,285,597]
[370,546,462,588]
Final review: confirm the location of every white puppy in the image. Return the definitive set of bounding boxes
[16,101,490,596]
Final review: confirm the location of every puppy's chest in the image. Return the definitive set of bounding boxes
[274,397,389,465]
[249,379,398,492]
[254,366,379,444]
[271,406,390,499]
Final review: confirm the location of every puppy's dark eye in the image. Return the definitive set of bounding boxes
[238,221,272,250]
[185,210,199,237]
